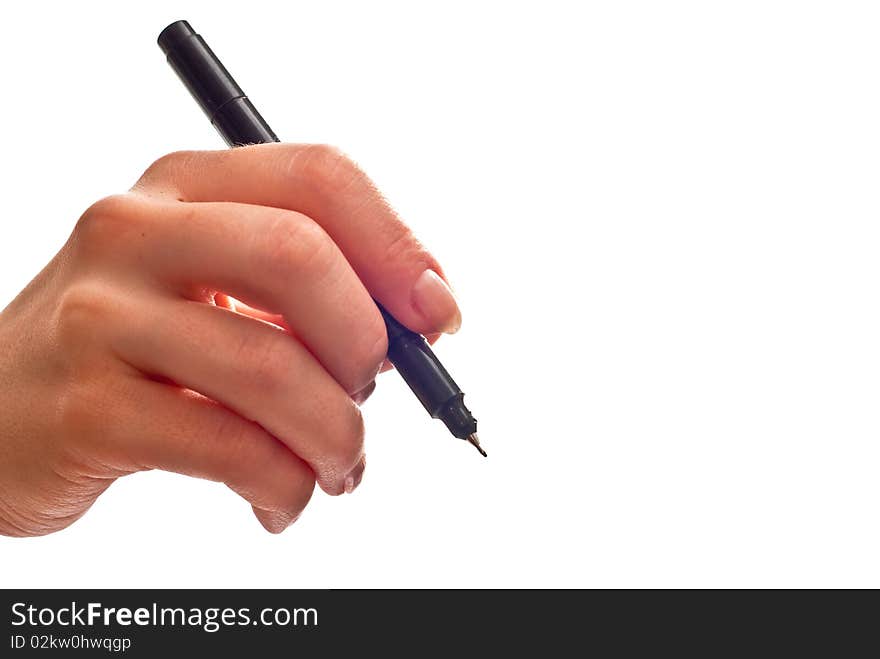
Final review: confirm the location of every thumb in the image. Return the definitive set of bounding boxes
[366,246,462,337]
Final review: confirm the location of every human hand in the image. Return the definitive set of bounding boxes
[0,143,461,536]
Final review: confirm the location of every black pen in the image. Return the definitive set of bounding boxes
[157,20,484,457]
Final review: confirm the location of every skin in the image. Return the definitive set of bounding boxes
[0,143,462,537]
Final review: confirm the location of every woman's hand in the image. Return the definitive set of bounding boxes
[0,143,461,536]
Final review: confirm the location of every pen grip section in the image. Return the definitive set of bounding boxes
[380,305,476,439]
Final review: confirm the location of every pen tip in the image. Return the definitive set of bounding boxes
[467,433,487,457]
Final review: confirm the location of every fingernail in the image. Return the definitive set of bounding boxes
[351,380,377,405]
[411,269,462,334]
[344,456,366,494]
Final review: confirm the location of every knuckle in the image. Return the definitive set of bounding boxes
[295,143,363,196]
[260,212,335,281]
[343,309,388,395]
[169,199,201,226]
[241,331,296,397]
[382,225,433,271]
[321,402,365,494]
[56,382,102,445]
[207,406,248,455]
[138,150,196,190]
[207,413,268,481]
[74,194,138,246]
[54,282,114,348]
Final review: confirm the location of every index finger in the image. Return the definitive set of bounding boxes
[135,144,462,336]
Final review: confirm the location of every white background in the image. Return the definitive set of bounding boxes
[1,0,879,588]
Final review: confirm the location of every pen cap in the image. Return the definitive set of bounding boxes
[158,21,242,119]
[158,20,278,146]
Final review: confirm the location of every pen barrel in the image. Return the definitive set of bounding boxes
[158,20,278,146]
[211,97,279,147]
[381,307,476,439]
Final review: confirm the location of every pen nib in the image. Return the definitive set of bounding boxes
[467,433,487,458]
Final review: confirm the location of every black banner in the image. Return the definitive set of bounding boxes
[0,589,872,655]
